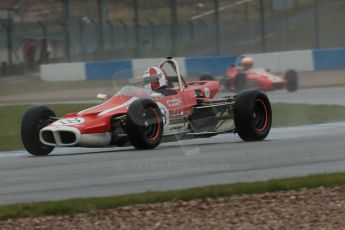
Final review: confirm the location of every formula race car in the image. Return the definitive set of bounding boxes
[200,56,298,92]
[21,57,272,156]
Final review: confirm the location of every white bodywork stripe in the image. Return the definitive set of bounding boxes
[77,102,107,115]
[97,97,138,116]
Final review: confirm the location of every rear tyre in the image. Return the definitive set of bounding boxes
[200,74,214,81]
[126,99,163,149]
[285,69,298,92]
[21,106,56,156]
[234,89,272,141]
[234,72,247,92]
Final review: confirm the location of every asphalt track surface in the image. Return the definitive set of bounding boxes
[1,122,345,205]
[1,87,345,205]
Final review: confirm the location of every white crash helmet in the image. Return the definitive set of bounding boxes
[143,66,168,91]
[241,57,254,70]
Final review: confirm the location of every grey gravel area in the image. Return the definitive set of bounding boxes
[1,186,345,229]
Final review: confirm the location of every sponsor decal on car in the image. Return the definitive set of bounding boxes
[168,124,185,132]
[167,98,182,107]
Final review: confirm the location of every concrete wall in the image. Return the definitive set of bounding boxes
[132,57,187,78]
[41,62,85,81]
[248,50,314,72]
[40,48,345,81]
[313,48,345,71]
[185,55,238,76]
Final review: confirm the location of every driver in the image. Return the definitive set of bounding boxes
[143,66,176,96]
[241,56,254,71]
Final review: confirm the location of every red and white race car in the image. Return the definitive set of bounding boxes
[200,56,298,92]
[21,57,272,156]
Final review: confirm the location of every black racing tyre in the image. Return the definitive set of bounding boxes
[126,99,163,149]
[21,106,56,156]
[234,72,247,92]
[234,89,272,141]
[200,74,214,81]
[285,69,298,92]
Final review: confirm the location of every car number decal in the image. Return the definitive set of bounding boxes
[52,118,85,126]
[204,87,211,98]
[157,102,169,127]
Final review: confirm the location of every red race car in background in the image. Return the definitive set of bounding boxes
[200,56,298,92]
[21,57,272,156]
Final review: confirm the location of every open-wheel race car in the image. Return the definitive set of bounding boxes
[200,56,298,92]
[21,57,272,156]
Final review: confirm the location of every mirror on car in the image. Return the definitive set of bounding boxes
[151,92,163,98]
[97,94,108,101]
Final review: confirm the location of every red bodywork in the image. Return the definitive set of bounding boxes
[40,58,221,148]
[46,81,219,136]
[226,66,287,91]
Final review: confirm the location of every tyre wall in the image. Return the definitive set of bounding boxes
[40,48,345,81]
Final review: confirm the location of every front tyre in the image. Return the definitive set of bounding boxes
[234,89,272,141]
[126,99,163,149]
[285,69,298,92]
[21,106,56,156]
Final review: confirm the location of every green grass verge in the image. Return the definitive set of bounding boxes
[1,172,345,220]
[0,104,95,151]
[1,103,345,151]
[272,103,345,127]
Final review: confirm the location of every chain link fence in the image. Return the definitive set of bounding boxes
[0,0,344,75]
